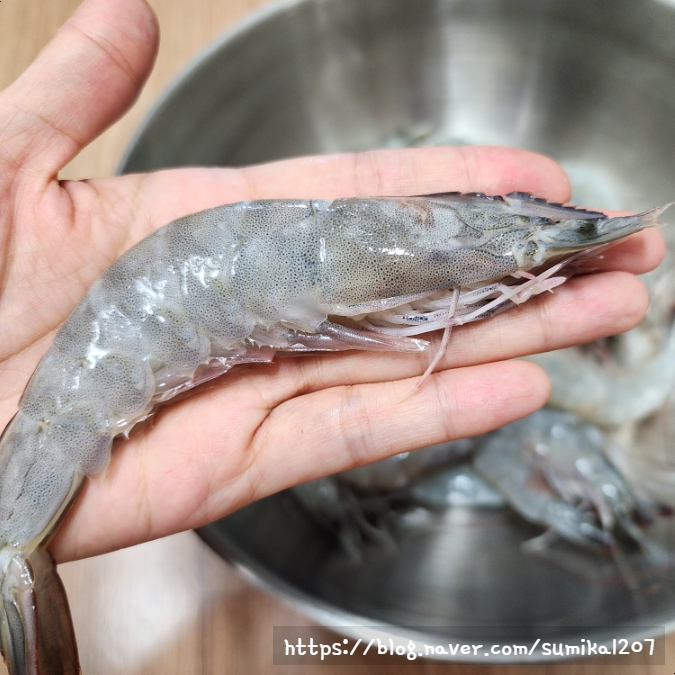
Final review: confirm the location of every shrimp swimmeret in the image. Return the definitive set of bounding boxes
[0,191,668,674]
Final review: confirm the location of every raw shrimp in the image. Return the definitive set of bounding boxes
[526,330,675,427]
[526,250,675,427]
[609,392,675,508]
[473,409,663,550]
[292,441,491,560]
[293,439,474,558]
[407,463,505,510]
[336,438,474,490]
[0,192,666,674]
[473,408,673,605]
[291,477,399,561]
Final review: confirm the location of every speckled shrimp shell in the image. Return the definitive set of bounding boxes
[0,192,668,674]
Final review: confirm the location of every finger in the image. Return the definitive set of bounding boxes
[0,0,158,177]
[82,145,572,246]
[235,145,572,202]
[244,361,549,499]
[50,359,549,561]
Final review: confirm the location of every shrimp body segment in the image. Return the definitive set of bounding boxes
[0,192,667,674]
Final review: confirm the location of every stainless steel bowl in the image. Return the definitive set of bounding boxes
[119,0,675,662]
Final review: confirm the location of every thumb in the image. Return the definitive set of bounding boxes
[0,0,158,180]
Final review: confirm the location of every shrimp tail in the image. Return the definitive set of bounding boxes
[0,546,80,675]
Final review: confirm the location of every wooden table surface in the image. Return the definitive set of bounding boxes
[1,0,673,673]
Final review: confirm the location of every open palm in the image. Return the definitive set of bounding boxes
[0,0,663,563]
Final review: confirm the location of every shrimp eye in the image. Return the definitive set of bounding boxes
[514,238,540,267]
[523,240,538,257]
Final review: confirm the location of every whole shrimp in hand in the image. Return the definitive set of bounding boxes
[0,0,666,673]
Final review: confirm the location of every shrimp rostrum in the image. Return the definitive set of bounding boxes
[0,192,667,674]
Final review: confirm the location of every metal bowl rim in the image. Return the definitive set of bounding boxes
[117,0,308,175]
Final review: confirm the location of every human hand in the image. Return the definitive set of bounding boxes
[0,0,664,563]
